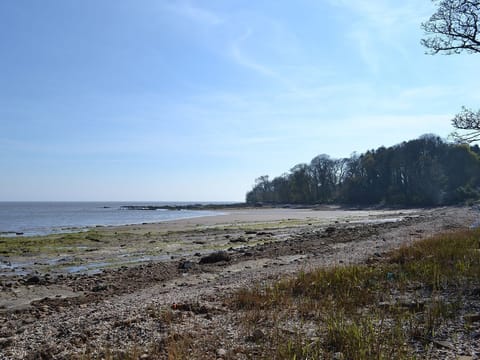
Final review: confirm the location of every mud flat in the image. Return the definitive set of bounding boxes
[0,206,478,358]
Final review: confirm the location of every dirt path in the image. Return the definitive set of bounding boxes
[0,206,477,359]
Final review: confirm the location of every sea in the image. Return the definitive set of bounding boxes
[0,202,224,237]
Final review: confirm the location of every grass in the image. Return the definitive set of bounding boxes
[0,230,107,256]
[230,228,480,359]
[0,216,319,261]
[0,219,290,258]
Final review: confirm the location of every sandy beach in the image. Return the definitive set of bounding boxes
[114,206,420,231]
[1,206,479,358]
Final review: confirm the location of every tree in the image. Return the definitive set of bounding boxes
[245,135,480,206]
[451,107,480,143]
[422,1,480,143]
[421,0,480,54]
[309,155,337,203]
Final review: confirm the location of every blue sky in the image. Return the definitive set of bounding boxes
[1,0,479,201]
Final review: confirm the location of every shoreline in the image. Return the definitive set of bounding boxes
[0,207,424,281]
[1,201,462,238]
[0,206,228,238]
[111,206,421,232]
[0,206,435,286]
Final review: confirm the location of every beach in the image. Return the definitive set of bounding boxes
[0,206,419,279]
[1,206,479,358]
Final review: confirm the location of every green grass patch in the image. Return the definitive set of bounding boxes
[230,228,480,359]
[0,229,151,256]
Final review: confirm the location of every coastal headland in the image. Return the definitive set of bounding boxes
[0,206,479,358]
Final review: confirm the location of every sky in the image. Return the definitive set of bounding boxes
[1,0,479,202]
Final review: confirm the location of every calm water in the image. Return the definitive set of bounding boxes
[0,202,222,237]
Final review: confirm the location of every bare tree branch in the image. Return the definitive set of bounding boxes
[421,0,480,54]
[422,2,480,143]
[450,108,480,143]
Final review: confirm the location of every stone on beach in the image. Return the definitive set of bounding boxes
[199,251,231,264]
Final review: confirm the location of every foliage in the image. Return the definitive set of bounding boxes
[246,135,480,206]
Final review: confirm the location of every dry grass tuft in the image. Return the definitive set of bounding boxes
[230,228,480,359]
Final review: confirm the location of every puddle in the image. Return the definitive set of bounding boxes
[350,217,404,225]
[66,262,110,274]
[0,260,34,277]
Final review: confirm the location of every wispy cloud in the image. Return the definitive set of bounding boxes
[345,113,452,130]
[229,28,279,78]
[164,0,224,26]
[399,86,453,100]
[327,0,434,73]
[328,0,431,28]
[348,29,380,74]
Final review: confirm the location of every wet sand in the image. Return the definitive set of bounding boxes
[115,206,419,231]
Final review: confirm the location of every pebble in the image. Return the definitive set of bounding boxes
[433,340,455,351]
[217,348,227,356]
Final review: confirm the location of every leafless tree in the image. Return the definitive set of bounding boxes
[421,0,480,54]
[422,1,480,143]
[451,107,480,142]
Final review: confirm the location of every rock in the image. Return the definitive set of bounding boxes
[92,283,108,292]
[178,261,194,271]
[216,348,227,356]
[25,275,41,285]
[199,251,231,264]
[257,231,273,236]
[0,337,13,348]
[325,226,336,234]
[230,236,247,243]
[456,356,473,360]
[245,329,265,343]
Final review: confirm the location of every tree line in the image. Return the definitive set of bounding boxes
[246,135,480,206]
